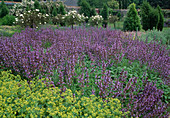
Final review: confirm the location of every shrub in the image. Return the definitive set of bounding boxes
[139,28,170,45]
[52,7,58,17]
[101,4,109,28]
[149,8,159,30]
[90,6,96,17]
[123,3,141,31]
[64,10,86,29]
[1,15,15,26]
[0,70,129,117]
[79,0,91,21]
[141,1,159,31]
[34,0,41,10]
[140,1,152,31]
[0,0,9,18]
[15,9,49,28]
[89,15,103,27]
[157,5,164,31]
[58,3,66,15]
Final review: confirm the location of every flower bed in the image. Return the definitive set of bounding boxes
[0,27,169,117]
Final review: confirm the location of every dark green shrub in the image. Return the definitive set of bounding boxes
[157,5,164,31]
[79,0,91,20]
[59,3,66,15]
[34,0,41,10]
[149,8,159,30]
[123,3,141,31]
[140,1,152,31]
[1,15,15,26]
[141,1,159,31]
[0,0,9,18]
[101,4,109,28]
[90,6,96,17]
[52,7,58,17]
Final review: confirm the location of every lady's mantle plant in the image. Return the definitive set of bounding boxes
[64,10,86,29]
[89,15,103,27]
[15,9,49,28]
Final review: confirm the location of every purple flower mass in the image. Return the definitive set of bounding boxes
[0,27,169,117]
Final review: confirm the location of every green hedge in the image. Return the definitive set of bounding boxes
[0,70,129,117]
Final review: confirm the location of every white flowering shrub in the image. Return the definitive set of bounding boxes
[89,15,103,26]
[15,9,49,28]
[64,10,87,29]
[10,0,64,17]
[10,0,34,16]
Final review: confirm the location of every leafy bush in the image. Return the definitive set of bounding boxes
[101,4,109,28]
[0,70,129,117]
[64,10,86,29]
[141,1,159,31]
[1,15,15,26]
[123,3,141,31]
[0,0,9,18]
[15,9,49,28]
[149,8,159,30]
[89,15,103,26]
[34,0,41,10]
[79,0,91,22]
[157,5,164,31]
[90,6,96,17]
[139,28,170,45]
[10,1,64,17]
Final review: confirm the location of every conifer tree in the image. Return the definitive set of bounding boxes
[90,6,96,17]
[79,0,91,19]
[101,4,109,28]
[123,3,141,31]
[140,1,151,31]
[0,0,9,18]
[157,5,164,31]
[141,1,159,31]
[34,0,41,10]
[52,7,58,16]
[59,3,66,15]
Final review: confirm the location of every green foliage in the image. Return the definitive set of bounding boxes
[0,70,129,117]
[141,1,151,31]
[149,8,159,30]
[0,0,9,18]
[139,28,170,46]
[52,14,64,25]
[59,3,66,15]
[123,3,141,31]
[141,1,160,31]
[157,5,164,31]
[107,0,119,9]
[52,7,58,17]
[90,6,96,17]
[1,15,15,26]
[101,4,109,28]
[34,0,41,10]
[79,0,91,19]
[15,9,49,28]
[108,15,118,28]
